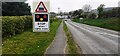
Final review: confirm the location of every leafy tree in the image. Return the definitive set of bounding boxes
[69,12,72,15]
[2,2,31,16]
[102,7,120,18]
[59,11,63,16]
[97,4,105,18]
[78,9,83,17]
[70,9,83,19]
[73,10,79,16]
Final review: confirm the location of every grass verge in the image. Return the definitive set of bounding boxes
[72,18,120,31]
[2,20,61,55]
[63,21,82,55]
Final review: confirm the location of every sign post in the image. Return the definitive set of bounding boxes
[33,1,49,32]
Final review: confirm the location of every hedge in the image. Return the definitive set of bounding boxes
[2,16,32,38]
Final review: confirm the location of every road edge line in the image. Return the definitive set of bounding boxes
[64,21,83,54]
[63,21,67,54]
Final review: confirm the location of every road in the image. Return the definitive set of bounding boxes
[65,19,119,54]
[45,22,67,54]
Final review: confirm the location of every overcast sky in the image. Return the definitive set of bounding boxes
[26,0,120,13]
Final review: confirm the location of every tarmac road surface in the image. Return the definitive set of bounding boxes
[65,19,119,54]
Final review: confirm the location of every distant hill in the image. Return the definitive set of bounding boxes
[91,7,118,14]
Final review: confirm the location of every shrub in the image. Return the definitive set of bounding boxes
[50,18,59,23]
[2,16,32,38]
[87,13,97,19]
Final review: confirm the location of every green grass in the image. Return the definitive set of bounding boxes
[63,21,81,55]
[72,18,120,31]
[2,20,61,55]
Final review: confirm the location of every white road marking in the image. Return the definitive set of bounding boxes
[95,32,118,37]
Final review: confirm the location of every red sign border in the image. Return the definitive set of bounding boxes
[35,1,48,12]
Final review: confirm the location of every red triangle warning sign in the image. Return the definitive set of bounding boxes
[35,1,48,12]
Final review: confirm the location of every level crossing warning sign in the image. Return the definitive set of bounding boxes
[33,1,49,32]
[35,1,48,12]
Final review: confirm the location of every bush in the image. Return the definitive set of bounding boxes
[87,13,97,19]
[2,16,32,38]
[50,18,59,23]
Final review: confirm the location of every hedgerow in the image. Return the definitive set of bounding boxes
[2,16,32,38]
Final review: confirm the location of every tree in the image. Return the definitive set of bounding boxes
[59,11,63,16]
[102,7,120,18]
[69,9,84,19]
[82,4,92,18]
[69,12,72,15]
[74,10,79,16]
[97,4,105,18]
[78,9,83,17]
[82,4,92,12]
[2,2,31,16]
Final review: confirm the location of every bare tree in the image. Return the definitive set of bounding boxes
[82,4,92,12]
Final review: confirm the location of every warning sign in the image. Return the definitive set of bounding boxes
[33,1,49,32]
[35,1,48,12]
